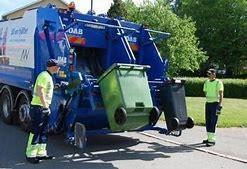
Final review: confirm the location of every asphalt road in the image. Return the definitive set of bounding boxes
[0,121,246,169]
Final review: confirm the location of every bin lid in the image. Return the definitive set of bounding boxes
[97,63,150,83]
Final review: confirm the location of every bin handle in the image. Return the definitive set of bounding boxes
[116,63,150,71]
[97,63,150,83]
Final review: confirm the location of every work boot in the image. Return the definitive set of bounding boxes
[202,139,209,144]
[206,141,215,147]
[26,156,39,164]
[37,155,55,160]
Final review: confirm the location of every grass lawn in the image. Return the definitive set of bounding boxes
[186,97,247,128]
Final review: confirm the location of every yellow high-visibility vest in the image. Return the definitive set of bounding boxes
[203,79,223,103]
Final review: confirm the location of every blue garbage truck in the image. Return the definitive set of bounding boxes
[0,4,194,147]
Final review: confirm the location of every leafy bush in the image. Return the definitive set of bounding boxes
[183,78,247,98]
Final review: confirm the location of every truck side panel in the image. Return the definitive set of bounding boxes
[0,10,37,90]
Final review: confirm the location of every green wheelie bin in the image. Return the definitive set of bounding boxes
[98,63,159,131]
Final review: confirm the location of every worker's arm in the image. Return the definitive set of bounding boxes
[219,90,223,106]
[36,85,49,108]
[218,80,224,107]
[203,81,207,96]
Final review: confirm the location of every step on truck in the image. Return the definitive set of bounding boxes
[0,4,194,148]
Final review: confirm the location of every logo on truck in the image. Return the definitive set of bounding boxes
[84,24,105,30]
[20,49,29,61]
[126,36,137,43]
[66,28,83,35]
[11,27,28,36]
[58,56,67,64]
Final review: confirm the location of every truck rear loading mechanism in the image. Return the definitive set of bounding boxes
[0,4,194,148]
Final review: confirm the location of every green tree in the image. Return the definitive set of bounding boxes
[177,0,247,76]
[124,0,207,75]
[107,0,127,18]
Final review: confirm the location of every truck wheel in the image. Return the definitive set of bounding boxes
[18,95,31,131]
[0,88,13,124]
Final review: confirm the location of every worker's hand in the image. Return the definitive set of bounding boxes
[216,105,222,115]
[42,108,51,116]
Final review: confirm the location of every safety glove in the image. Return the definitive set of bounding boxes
[216,105,222,115]
[42,108,51,116]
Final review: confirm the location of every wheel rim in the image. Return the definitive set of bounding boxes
[2,95,11,118]
[19,103,30,123]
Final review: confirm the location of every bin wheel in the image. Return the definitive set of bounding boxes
[149,106,160,125]
[171,117,179,130]
[186,117,194,129]
[114,107,127,126]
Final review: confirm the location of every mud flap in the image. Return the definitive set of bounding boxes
[74,122,87,149]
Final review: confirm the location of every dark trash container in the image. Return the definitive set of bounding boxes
[159,80,194,133]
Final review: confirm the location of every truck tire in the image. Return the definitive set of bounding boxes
[18,93,31,131]
[0,88,14,124]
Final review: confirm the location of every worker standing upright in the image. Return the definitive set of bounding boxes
[25,59,61,164]
[203,68,224,147]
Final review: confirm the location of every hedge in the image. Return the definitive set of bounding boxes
[182,77,247,99]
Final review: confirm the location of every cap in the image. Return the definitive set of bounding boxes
[207,68,216,74]
[46,59,62,67]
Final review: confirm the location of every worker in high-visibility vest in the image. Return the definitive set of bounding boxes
[203,68,224,147]
[26,59,61,164]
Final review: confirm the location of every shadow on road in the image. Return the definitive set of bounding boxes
[0,122,193,169]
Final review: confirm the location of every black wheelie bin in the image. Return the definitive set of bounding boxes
[159,79,194,134]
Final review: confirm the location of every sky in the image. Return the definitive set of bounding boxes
[0,0,152,17]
